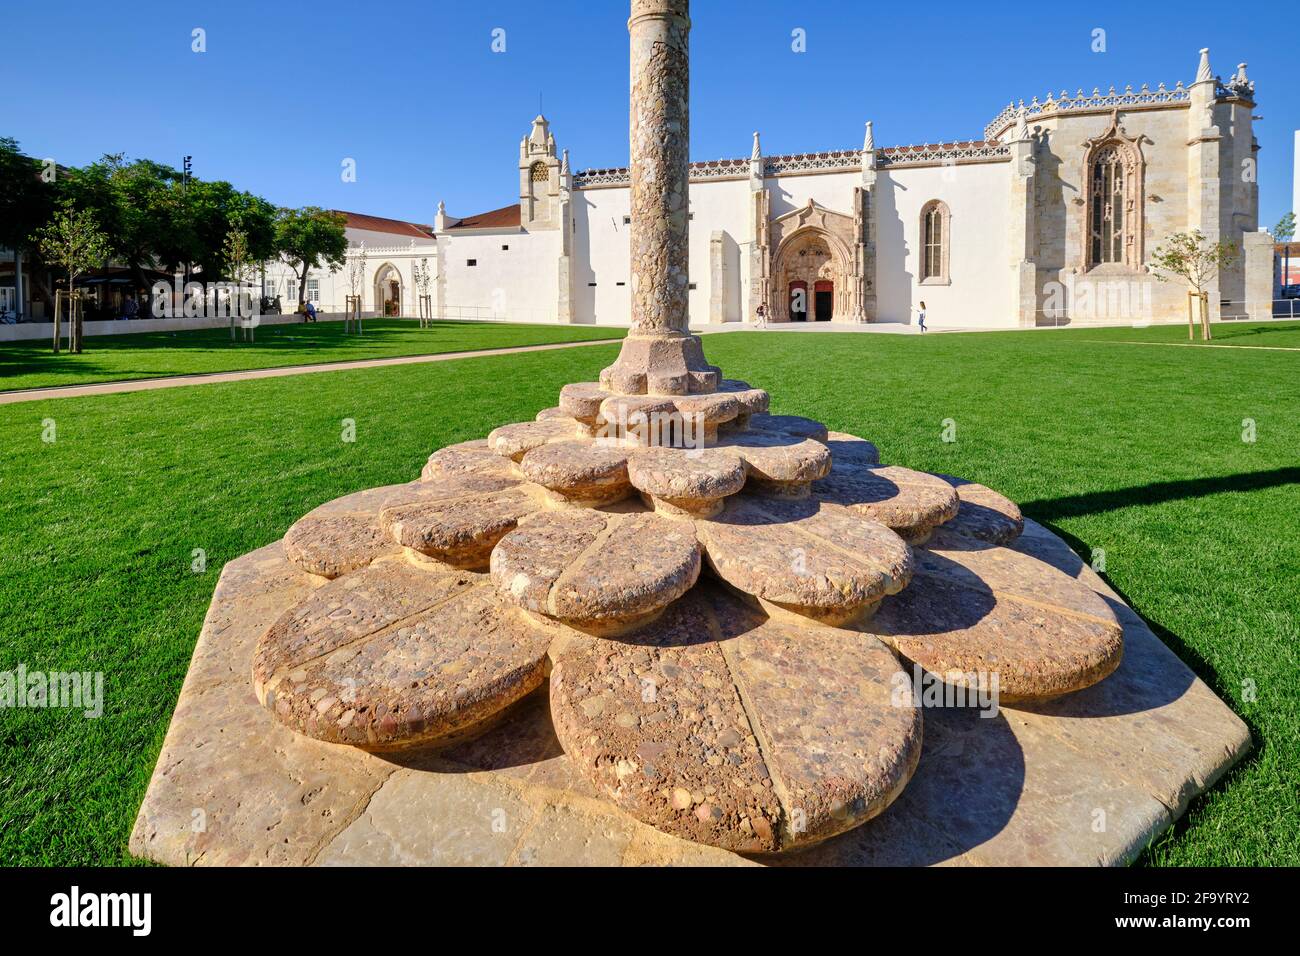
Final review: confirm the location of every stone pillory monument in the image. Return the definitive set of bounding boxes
[132,1,1249,865]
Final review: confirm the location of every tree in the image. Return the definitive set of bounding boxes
[63,155,182,316]
[222,219,255,284]
[0,138,57,317]
[413,256,434,326]
[274,207,347,311]
[60,157,278,315]
[344,242,367,332]
[1150,230,1238,341]
[31,201,111,353]
[186,179,277,280]
[225,216,255,317]
[1276,213,1296,296]
[346,243,367,302]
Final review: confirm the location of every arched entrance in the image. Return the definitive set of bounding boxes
[373,263,403,317]
[814,280,834,322]
[788,280,808,322]
[772,227,852,322]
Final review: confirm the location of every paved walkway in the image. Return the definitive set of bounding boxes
[0,337,624,405]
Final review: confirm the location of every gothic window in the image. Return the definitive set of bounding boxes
[1089,147,1126,265]
[1081,117,1145,272]
[530,162,548,182]
[920,200,950,283]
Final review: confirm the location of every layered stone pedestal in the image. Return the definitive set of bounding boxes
[600,333,721,396]
[130,406,1251,864]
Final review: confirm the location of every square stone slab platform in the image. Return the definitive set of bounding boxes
[129,520,1251,866]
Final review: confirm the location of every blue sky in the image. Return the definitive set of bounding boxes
[8,0,1296,229]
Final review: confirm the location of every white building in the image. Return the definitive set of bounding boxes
[276,48,1273,328]
[259,211,438,317]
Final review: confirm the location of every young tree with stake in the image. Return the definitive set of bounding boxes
[1150,230,1238,341]
[31,201,111,353]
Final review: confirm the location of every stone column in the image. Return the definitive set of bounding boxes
[1008,109,1038,327]
[601,0,719,395]
[1187,48,1223,322]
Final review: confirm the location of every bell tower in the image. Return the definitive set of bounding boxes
[519,115,562,231]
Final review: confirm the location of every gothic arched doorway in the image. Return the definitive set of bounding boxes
[772,227,852,322]
[373,263,403,317]
[788,280,808,322]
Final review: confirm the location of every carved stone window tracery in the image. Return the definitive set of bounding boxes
[1081,112,1147,272]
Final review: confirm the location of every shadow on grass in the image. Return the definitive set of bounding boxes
[1213,321,1300,340]
[1021,468,1300,524]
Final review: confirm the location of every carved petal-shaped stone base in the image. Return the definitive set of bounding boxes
[549,586,923,853]
[933,474,1024,545]
[747,414,829,442]
[823,431,881,466]
[381,483,543,569]
[283,513,394,580]
[280,482,429,580]
[421,439,519,483]
[488,417,586,461]
[671,392,741,426]
[490,509,700,634]
[519,440,633,505]
[718,432,832,495]
[558,382,613,424]
[627,446,747,516]
[867,529,1123,701]
[597,394,724,447]
[252,558,552,751]
[815,464,959,544]
[716,379,771,416]
[695,495,913,625]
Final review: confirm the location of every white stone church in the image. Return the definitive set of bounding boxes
[286,48,1274,329]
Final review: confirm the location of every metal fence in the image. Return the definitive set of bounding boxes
[1218,299,1300,322]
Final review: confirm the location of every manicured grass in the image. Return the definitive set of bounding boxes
[1061,318,1300,349]
[0,318,625,392]
[1,325,1296,866]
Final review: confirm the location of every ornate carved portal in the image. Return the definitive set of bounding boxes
[769,200,865,322]
[373,262,403,317]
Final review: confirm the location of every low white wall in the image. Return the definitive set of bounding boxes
[0,312,379,342]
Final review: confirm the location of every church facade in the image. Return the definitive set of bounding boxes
[288,48,1274,329]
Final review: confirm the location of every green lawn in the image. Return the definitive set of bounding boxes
[1064,317,1300,349]
[1,323,1296,866]
[0,318,624,392]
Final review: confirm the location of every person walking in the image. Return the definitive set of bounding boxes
[912,300,927,333]
[305,299,318,322]
[755,302,767,328]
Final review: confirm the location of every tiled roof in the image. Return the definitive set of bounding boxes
[446,203,523,230]
[336,211,434,239]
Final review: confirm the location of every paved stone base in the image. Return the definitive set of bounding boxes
[129,519,1250,866]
